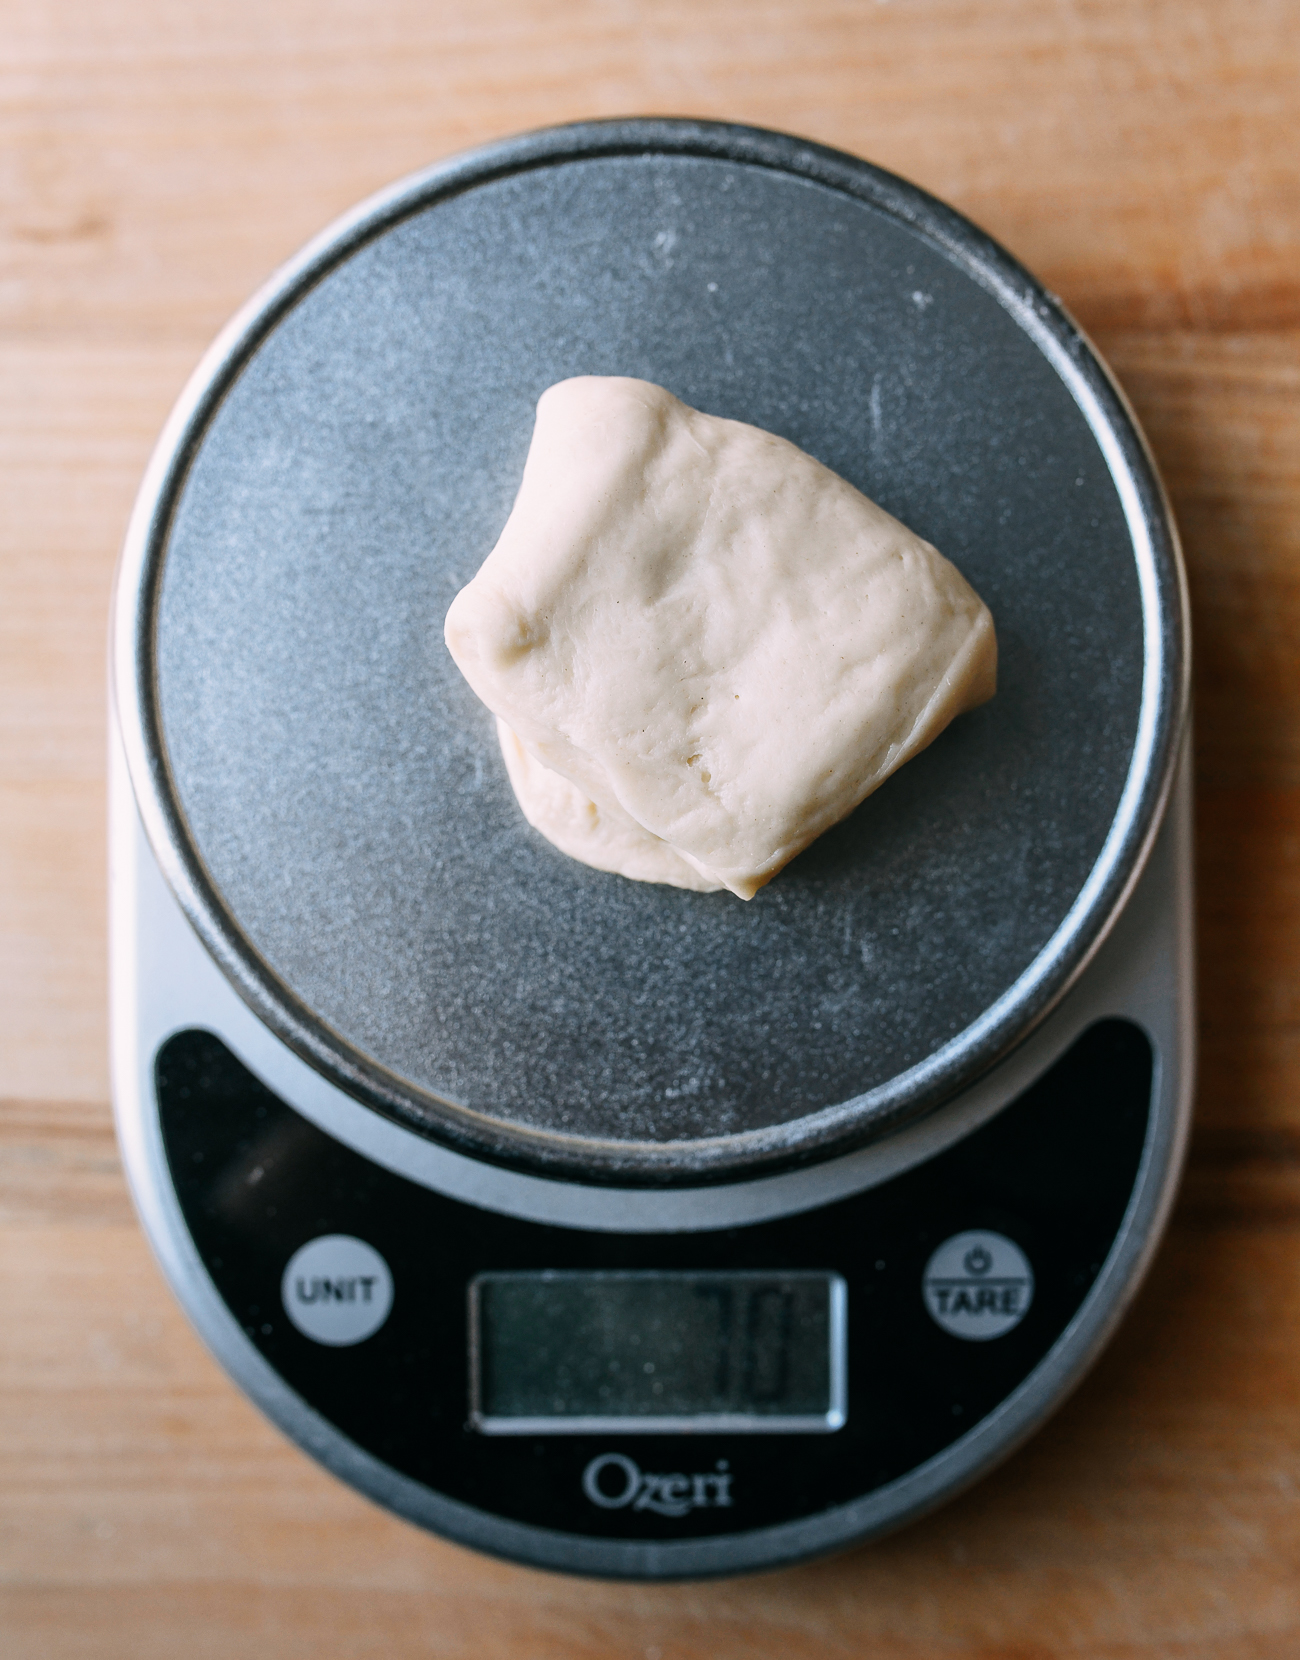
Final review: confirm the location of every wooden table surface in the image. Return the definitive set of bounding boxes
[3,1,1298,1653]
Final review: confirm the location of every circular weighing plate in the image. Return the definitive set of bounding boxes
[117,120,1186,1184]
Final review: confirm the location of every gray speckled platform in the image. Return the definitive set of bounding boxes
[133,124,1181,1180]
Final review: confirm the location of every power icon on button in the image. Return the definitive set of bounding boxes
[922,1230,1034,1341]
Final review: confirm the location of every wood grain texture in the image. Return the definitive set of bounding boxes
[2,0,1299,1653]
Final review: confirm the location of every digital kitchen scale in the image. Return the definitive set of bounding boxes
[110,120,1193,1578]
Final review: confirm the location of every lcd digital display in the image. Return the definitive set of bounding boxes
[470,1270,846,1434]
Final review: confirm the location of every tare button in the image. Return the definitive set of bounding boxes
[922,1230,1034,1341]
[281,1234,394,1346]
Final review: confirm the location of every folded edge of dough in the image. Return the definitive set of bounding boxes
[496,718,725,894]
[704,601,999,899]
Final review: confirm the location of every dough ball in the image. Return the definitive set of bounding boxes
[446,377,997,899]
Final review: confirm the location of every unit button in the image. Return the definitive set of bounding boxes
[281,1234,394,1346]
[922,1230,1034,1341]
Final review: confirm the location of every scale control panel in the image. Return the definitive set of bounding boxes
[155,1019,1153,1545]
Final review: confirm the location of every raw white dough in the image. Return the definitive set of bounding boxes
[496,718,724,892]
[445,377,997,899]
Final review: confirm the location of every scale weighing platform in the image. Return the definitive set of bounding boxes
[110,120,1193,1578]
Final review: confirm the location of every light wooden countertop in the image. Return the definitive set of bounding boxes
[3,2,1298,1653]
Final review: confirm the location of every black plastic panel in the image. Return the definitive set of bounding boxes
[157,1020,1151,1541]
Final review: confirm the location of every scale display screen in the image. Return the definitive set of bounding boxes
[469,1270,847,1434]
